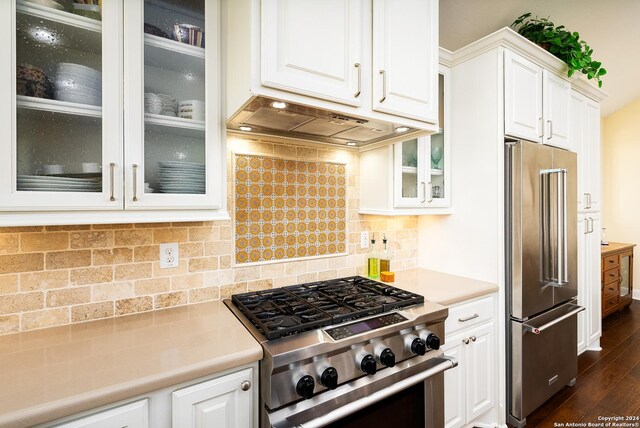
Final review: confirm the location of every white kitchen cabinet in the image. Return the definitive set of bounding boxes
[51,400,149,428]
[0,0,226,225]
[504,50,571,149]
[442,295,496,428]
[173,367,255,428]
[577,213,602,354]
[572,90,601,213]
[42,363,258,428]
[226,0,440,136]
[261,0,363,106]
[360,66,450,215]
[371,0,439,122]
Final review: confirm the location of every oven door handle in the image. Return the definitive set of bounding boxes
[270,356,457,428]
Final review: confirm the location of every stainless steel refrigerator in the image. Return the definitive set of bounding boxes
[505,139,585,427]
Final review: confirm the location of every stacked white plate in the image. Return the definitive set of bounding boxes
[156,93,177,116]
[157,161,205,194]
[17,175,102,192]
[144,93,162,114]
[54,63,102,106]
[178,99,205,121]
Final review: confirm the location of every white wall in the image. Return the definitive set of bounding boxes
[602,97,640,299]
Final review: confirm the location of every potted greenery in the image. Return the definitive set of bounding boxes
[511,13,606,87]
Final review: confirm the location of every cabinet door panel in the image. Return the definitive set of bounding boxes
[571,91,586,210]
[588,215,601,343]
[504,51,543,142]
[577,216,587,353]
[465,322,494,421]
[442,332,465,428]
[543,70,571,149]
[372,0,438,123]
[173,368,253,428]
[124,0,222,210]
[0,0,123,210]
[394,137,427,207]
[55,400,148,428]
[585,100,600,211]
[261,0,363,106]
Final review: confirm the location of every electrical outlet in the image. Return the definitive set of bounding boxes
[160,243,179,269]
[360,231,370,249]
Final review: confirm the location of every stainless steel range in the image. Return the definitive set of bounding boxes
[225,276,456,428]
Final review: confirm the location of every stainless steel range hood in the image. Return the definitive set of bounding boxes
[226,96,429,149]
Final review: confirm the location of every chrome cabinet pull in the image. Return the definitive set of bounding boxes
[547,120,553,140]
[470,336,477,342]
[458,313,479,323]
[109,162,116,201]
[587,193,592,209]
[539,117,544,138]
[420,181,426,203]
[379,70,387,103]
[241,380,252,391]
[583,218,589,234]
[427,182,433,203]
[588,217,594,234]
[462,338,470,345]
[132,164,138,202]
[354,63,361,98]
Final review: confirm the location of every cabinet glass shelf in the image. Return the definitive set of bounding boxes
[17,95,102,118]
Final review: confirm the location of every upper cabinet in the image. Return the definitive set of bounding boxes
[226,0,440,141]
[359,66,450,215]
[0,0,225,225]
[261,0,363,106]
[572,90,601,212]
[504,50,571,149]
[371,0,438,123]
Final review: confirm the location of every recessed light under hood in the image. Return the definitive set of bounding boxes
[226,96,425,148]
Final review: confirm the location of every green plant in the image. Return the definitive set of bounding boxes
[511,13,606,87]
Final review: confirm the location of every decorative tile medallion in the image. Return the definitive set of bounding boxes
[234,154,347,264]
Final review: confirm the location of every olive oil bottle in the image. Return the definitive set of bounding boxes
[380,234,390,273]
[367,234,380,279]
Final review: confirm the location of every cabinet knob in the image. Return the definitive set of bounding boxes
[470,336,477,342]
[240,380,252,391]
[462,338,470,345]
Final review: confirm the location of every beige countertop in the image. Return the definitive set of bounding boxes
[0,301,262,428]
[390,268,498,306]
[0,269,495,427]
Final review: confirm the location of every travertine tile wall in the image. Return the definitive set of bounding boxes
[0,136,418,335]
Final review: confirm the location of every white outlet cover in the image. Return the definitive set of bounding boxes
[360,231,370,249]
[160,242,179,269]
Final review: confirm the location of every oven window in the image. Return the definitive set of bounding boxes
[325,382,425,428]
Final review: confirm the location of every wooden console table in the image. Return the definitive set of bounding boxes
[601,242,635,318]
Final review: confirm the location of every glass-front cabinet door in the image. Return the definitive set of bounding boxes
[620,253,632,299]
[393,68,450,209]
[124,0,221,210]
[0,0,122,210]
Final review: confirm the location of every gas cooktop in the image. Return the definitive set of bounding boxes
[230,276,424,340]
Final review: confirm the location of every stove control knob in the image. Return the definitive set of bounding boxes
[377,347,396,367]
[420,331,441,350]
[404,334,426,356]
[295,374,315,400]
[320,367,339,390]
[360,354,377,375]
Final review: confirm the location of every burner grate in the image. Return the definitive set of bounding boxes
[231,276,424,340]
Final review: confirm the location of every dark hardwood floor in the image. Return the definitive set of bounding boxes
[525,300,640,427]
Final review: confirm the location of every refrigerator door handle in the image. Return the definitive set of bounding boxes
[540,168,568,286]
[522,304,585,335]
[560,169,568,285]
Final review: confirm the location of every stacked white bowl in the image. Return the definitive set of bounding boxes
[178,99,205,121]
[156,93,177,116]
[54,63,102,106]
[144,93,162,114]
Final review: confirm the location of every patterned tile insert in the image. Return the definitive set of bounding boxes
[234,154,347,264]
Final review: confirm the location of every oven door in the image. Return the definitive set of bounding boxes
[264,356,456,428]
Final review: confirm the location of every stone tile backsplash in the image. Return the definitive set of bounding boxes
[0,137,418,335]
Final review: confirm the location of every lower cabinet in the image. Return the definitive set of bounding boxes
[442,295,496,428]
[577,213,602,353]
[173,367,254,428]
[52,400,149,428]
[44,363,257,428]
